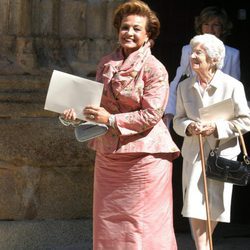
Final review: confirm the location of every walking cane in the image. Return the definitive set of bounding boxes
[198,134,213,250]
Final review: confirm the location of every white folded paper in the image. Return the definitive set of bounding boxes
[44,70,104,120]
[199,98,234,122]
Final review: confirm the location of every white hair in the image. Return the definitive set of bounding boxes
[190,34,225,69]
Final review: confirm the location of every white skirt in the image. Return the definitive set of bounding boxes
[181,143,234,223]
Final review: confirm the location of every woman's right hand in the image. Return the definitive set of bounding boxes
[59,108,82,127]
[186,122,216,136]
[186,122,203,136]
[63,108,77,121]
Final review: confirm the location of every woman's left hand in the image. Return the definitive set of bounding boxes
[200,122,217,137]
[83,105,111,125]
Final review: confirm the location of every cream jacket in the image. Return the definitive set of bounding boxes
[173,70,250,163]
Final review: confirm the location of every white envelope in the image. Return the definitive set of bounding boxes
[199,98,234,122]
[44,70,104,120]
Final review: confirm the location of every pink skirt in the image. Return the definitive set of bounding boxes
[93,152,177,250]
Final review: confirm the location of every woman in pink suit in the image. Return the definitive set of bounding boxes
[63,1,180,249]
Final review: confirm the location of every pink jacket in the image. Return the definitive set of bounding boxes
[88,44,179,160]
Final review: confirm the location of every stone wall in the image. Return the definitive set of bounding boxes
[0,0,123,77]
[0,0,124,220]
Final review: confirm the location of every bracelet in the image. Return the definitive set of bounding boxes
[108,115,116,128]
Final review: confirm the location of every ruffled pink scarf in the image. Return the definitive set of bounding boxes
[100,42,152,99]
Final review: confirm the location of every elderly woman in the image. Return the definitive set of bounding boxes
[164,6,240,126]
[63,0,179,249]
[173,33,250,250]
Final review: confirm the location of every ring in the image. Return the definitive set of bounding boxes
[89,114,95,119]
